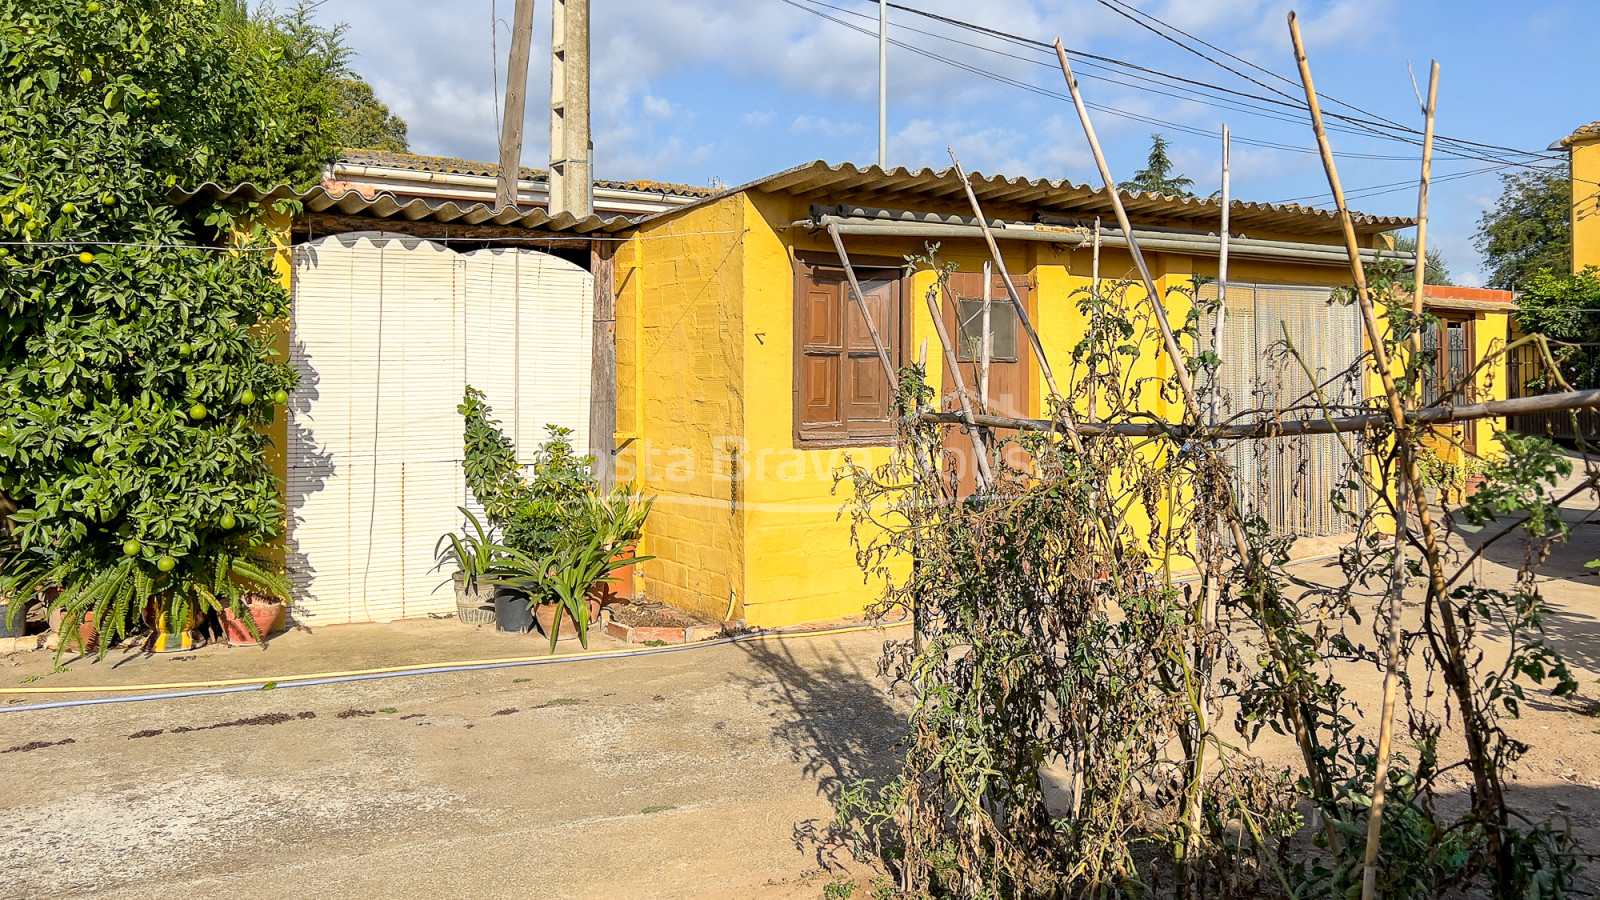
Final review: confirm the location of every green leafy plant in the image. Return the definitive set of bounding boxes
[0,0,363,654]
[432,507,515,591]
[490,536,653,652]
[583,486,655,552]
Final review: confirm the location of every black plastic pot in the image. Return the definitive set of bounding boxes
[0,602,23,639]
[493,587,534,634]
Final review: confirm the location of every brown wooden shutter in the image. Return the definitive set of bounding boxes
[794,261,900,444]
[844,277,893,430]
[798,269,845,435]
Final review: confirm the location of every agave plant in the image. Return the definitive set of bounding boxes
[432,507,515,591]
[489,536,654,652]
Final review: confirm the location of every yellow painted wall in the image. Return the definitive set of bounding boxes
[625,192,1388,627]
[1573,135,1600,272]
[612,196,747,622]
[247,217,293,569]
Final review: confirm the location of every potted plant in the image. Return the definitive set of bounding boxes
[583,488,655,608]
[433,507,512,626]
[491,537,654,651]
[219,590,288,647]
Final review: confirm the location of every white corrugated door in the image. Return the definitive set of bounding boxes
[463,247,593,475]
[288,236,593,624]
[1202,282,1364,538]
[289,233,465,624]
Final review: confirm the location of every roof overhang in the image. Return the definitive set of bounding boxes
[169,183,637,235]
[651,160,1413,238]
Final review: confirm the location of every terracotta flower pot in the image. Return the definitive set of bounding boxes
[586,547,638,608]
[220,596,286,647]
[534,602,592,642]
[62,611,99,654]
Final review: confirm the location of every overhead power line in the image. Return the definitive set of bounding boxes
[796,0,1561,171]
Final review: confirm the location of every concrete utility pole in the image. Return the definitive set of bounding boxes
[878,0,887,168]
[549,0,593,218]
[496,0,537,210]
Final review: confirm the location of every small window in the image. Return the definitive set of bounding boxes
[793,260,901,445]
[955,298,1019,362]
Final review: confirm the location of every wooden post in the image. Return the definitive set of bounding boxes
[589,240,617,489]
[496,0,537,210]
[826,222,899,390]
[1360,58,1439,900]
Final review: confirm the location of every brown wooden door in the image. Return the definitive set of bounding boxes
[1422,313,1477,454]
[941,272,1032,492]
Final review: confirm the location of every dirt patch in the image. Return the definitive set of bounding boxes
[165,711,316,734]
[2,738,74,754]
[608,603,703,629]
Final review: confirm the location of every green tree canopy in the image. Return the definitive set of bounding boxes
[1119,133,1196,198]
[1473,169,1572,290]
[1392,234,1453,288]
[0,0,367,648]
[334,76,410,153]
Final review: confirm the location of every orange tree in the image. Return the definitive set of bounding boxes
[0,0,351,649]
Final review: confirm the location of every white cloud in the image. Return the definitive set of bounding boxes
[641,95,676,119]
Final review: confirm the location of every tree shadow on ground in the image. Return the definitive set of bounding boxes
[1446,503,1600,674]
[1453,504,1600,583]
[732,632,909,872]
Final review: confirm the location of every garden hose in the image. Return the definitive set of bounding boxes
[0,619,911,714]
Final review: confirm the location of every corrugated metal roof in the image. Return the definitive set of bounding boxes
[169,182,637,234]
[670,160,1412,237]
[338,149,716,198]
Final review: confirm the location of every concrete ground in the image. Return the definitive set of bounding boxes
[0,622,906,899]
[5,457,1600,898]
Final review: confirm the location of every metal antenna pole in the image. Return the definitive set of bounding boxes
[878,0,888,168]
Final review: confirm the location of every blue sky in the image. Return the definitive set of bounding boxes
[304,0,1592,286]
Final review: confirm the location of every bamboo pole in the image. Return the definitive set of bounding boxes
[919,387,1600,440]
[1052,42,1205,426]
[1289,15,1508,884]
[1090,217,1101,424]
[1361,58,1439,900]
[926,282,994,489]
[946,152,1086,452]
[826,222,899,390]
[1211,126,1231,429]
[1054,39,1354,832]
[980,260,992,412]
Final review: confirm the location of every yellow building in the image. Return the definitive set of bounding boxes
[1563,121,1600,271]
[611,162,1420,627]
[193,155,1524,630]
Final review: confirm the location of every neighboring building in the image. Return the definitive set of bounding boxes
[183,157,1430,629]
[1560,122,1600,272]
[1416,285,1516,460]
[323,149,713,219]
